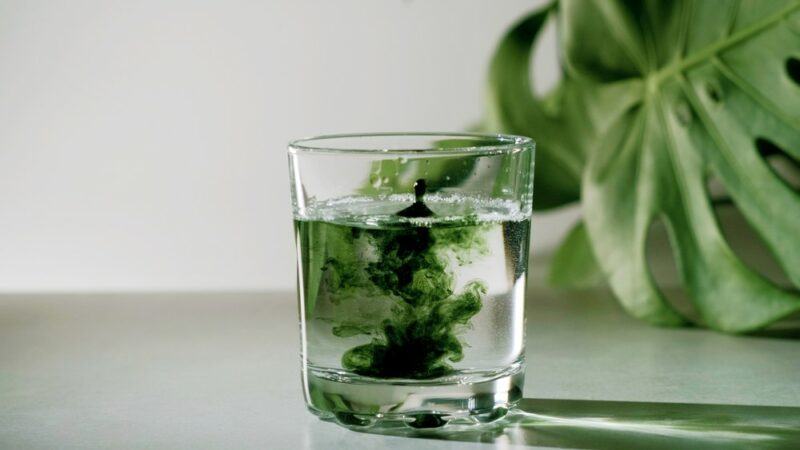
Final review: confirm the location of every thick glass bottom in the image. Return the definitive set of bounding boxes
[304,359,524,429]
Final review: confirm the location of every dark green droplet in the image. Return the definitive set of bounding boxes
[397,178,434,218]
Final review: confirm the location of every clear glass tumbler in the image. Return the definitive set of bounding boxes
[288,132,534,428]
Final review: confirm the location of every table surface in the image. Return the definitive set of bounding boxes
[1,286,799,449]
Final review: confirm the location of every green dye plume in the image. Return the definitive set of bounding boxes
[311,180,489,379]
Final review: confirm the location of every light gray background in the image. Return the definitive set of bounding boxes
[0,0,578,292]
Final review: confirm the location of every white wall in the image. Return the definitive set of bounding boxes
[0,0,578,292]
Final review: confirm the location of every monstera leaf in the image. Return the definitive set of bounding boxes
[485,0,800,332]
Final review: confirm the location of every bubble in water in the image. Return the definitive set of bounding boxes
[445,175,451,181]
[370,173,381,188]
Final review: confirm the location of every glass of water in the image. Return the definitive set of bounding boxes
[288,132,534,429]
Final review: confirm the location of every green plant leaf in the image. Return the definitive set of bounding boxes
[487,0,800,332]
[356,138,486,197]
[482,4,582,210]
[548,221,605,289]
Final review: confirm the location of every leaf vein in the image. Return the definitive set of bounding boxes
[712,56,800,130]
[656,1,800,84]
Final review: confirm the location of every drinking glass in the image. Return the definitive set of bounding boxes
[288,132,535,428]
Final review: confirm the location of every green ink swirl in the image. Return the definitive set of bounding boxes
[316,220,489,379]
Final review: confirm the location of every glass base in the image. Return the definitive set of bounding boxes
[304,360,524,429]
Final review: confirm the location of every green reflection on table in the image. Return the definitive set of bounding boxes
[358,399,800,449]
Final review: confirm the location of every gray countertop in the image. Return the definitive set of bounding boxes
[2,287,799,449]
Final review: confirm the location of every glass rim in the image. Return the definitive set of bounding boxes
[288,132,534,155]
